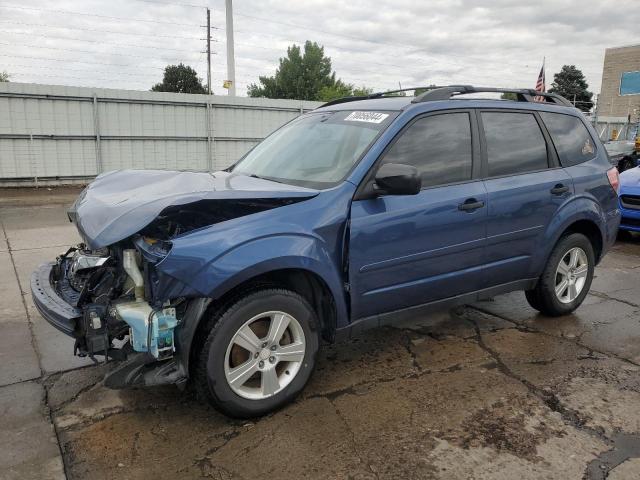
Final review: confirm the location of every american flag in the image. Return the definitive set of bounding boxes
[534,62,545,102]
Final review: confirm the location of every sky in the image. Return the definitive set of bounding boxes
[0,0,638,97]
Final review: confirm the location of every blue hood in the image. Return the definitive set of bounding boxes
[68,169,318,249]
[620,166,640,190]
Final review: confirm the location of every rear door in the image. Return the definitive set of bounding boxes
[479,110,573,286]
[348,110,487,320]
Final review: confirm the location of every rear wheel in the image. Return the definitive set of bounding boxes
[525,233,595,316]
[194,288,320,418]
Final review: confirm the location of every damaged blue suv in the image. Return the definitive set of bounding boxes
[31,86,620,417]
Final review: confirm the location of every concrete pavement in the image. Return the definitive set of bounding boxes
[1,187,640,479]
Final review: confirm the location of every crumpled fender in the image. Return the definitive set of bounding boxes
[157,233,348,322]
[153,184,355,327]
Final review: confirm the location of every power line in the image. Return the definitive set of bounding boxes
[0,41,212,61]
[4,63,161,78]
[0,3,210,28]
[4,63,256,82]
[8,71,151,86]
[127,0,207,8]
[0,53,167,69]
[0,20,203,40]
[0,29,206,53]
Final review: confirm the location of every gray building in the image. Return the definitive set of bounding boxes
[598,44,640,124]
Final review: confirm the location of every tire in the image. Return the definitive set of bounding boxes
[194,288,320,418]
[525,233,595,317]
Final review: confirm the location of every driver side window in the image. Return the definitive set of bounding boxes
[381,112,473,188]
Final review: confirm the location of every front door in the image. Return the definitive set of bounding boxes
[349,111,487,320]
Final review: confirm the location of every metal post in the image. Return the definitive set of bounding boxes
[28,133,37,187]
[225,0,236,96]
[92,94,102,174]
[206,101,213,171]
[206,8,212,95]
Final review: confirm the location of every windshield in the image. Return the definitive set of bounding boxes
[231,110,395,189]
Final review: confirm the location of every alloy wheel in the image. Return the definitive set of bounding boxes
[223,311,306,400]
[554,246,589,304]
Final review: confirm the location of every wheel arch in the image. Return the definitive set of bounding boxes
[182,267,342,379]
[535,211,605,283]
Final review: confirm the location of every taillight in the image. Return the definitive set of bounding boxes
[607,167,620,194]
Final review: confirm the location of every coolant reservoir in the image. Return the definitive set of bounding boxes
[115,301,177,359]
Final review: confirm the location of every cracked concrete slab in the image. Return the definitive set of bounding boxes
[25,294,94,374]
[0,251,25,320]
[0,320,41,386]
[3,188,640,480]
[473,289,640,365]
[0,381,65,480]
[610,458,640,480]
[0,205,79,251]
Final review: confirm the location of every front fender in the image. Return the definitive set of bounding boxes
[201,234,348,319]
[157,232,349,324]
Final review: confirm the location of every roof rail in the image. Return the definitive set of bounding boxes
[411,86,574,107]
[318,87,442,108]
[318,85,574,109]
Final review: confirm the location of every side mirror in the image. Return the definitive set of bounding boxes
[374,163,421,196]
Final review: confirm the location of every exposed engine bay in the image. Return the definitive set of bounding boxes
[53,241,180,363]
[139,198,300,240]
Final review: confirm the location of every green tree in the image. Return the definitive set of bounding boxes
[0,71,9,82]
[151,63,207,94]
[500,92,518,101]
[549,65,593,112]
[249,41,360,101]
[317,84,374,102]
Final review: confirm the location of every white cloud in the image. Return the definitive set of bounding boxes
[0,0,637,95]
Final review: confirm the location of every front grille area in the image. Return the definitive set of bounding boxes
[621,217,640,228]
[620,194,640,211]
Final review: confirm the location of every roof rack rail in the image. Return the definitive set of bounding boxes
[319,87,442,108]
[318,85,574,109]
[411,86,573,107]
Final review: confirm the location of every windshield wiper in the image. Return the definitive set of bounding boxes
[247,173,285,184]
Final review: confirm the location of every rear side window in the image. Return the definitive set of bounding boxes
[381,112,472,188]
[540,112,596,167]
[482,112,548,177]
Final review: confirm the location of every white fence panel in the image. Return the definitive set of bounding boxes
[0,82,321,185]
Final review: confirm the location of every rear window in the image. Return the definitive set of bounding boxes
[540,112,596,167]
[482,112,548,177]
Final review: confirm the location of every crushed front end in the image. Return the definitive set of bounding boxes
[31,238,188,389]
[30,169,320,390]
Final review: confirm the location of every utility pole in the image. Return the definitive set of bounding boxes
[225,0,236,96]
[206,7,211,95]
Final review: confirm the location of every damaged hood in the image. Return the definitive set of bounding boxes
[68,169,319,249]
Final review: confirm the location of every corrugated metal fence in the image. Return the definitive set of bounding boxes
[0,82,321,186]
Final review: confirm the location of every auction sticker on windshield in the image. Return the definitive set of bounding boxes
[344,111,389,124]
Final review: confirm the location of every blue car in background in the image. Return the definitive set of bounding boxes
[31,86,620,417]
[619,165,640,233]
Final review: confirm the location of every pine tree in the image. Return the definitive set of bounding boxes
[549,65,593,112]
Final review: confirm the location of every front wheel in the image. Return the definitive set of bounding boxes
[194,288,320,418]
[525,233,595,317]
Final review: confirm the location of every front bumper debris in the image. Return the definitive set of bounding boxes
[31,262,81,338]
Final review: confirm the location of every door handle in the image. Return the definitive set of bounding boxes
[550,184,570,195]
[458,198,485,212]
